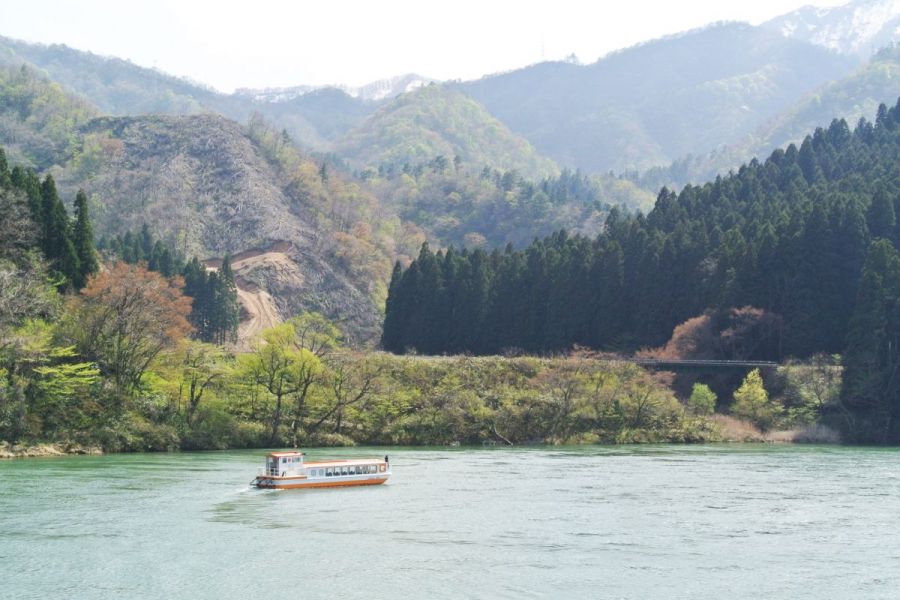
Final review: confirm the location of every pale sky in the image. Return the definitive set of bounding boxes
[1,0,849,93]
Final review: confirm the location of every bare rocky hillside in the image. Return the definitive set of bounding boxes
[55,114,383,342]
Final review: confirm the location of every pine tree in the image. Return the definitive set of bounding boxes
[381,262,405,352]
[841,240,900,442]
[72,190,98,289]
[867,188,896,240]
[217,254,240,344]
[139,224,153,260]
[39,175,79,288]
[0,148,10,189]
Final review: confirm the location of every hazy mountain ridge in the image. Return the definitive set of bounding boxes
[458,22,859,173]
[631,44,900,190]
[0,35,369,150]
[764,0,900,57]
[236,73,435,103]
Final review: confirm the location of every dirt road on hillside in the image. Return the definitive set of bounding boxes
[205,243,300,344]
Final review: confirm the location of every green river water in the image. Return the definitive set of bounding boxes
[1,444,899,599]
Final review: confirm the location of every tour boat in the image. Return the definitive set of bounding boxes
[250,450,391,490]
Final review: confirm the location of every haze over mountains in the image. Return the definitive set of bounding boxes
[2,0,898,176]
[1,0,900,342]
[763,0,900,57]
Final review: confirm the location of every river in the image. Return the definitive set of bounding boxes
[1,445,899,599]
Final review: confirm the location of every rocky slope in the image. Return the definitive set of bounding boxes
[54,114,384,342]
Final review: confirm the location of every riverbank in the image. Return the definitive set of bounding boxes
[712,415,841,443]
[2,419,843,459]
[0,441,103,459]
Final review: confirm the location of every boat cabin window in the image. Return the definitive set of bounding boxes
[341,467,348,476]
[326,468,333,477]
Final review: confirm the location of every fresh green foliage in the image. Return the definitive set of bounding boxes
[367,163,652,249]
[336,85,558,180]
[731,369,780,430]
[0,320,100,443]
[236,322,325,445]
[0,65,97,169]
[774,357,842,428]
[688,383,717,416]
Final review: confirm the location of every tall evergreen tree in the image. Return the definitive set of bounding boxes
[39,175,79,288]
[840,240,900,442]
[0,148,10,189]
[381,262,405,352]
[216,254,240,344]
[72,190,98,289]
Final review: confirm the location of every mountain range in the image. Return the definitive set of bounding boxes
[2,0,900,342]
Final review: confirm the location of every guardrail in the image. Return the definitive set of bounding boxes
[625,358,779,369]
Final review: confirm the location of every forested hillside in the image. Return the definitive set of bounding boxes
[385,99,900,357]
[54,113,411,341]
[0,65,96,168]
[1,146,705,451]
[460,23,859,173]
[365,163,652,249]
[335,85,558,180]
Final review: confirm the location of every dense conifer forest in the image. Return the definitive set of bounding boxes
[382,99,900,442]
